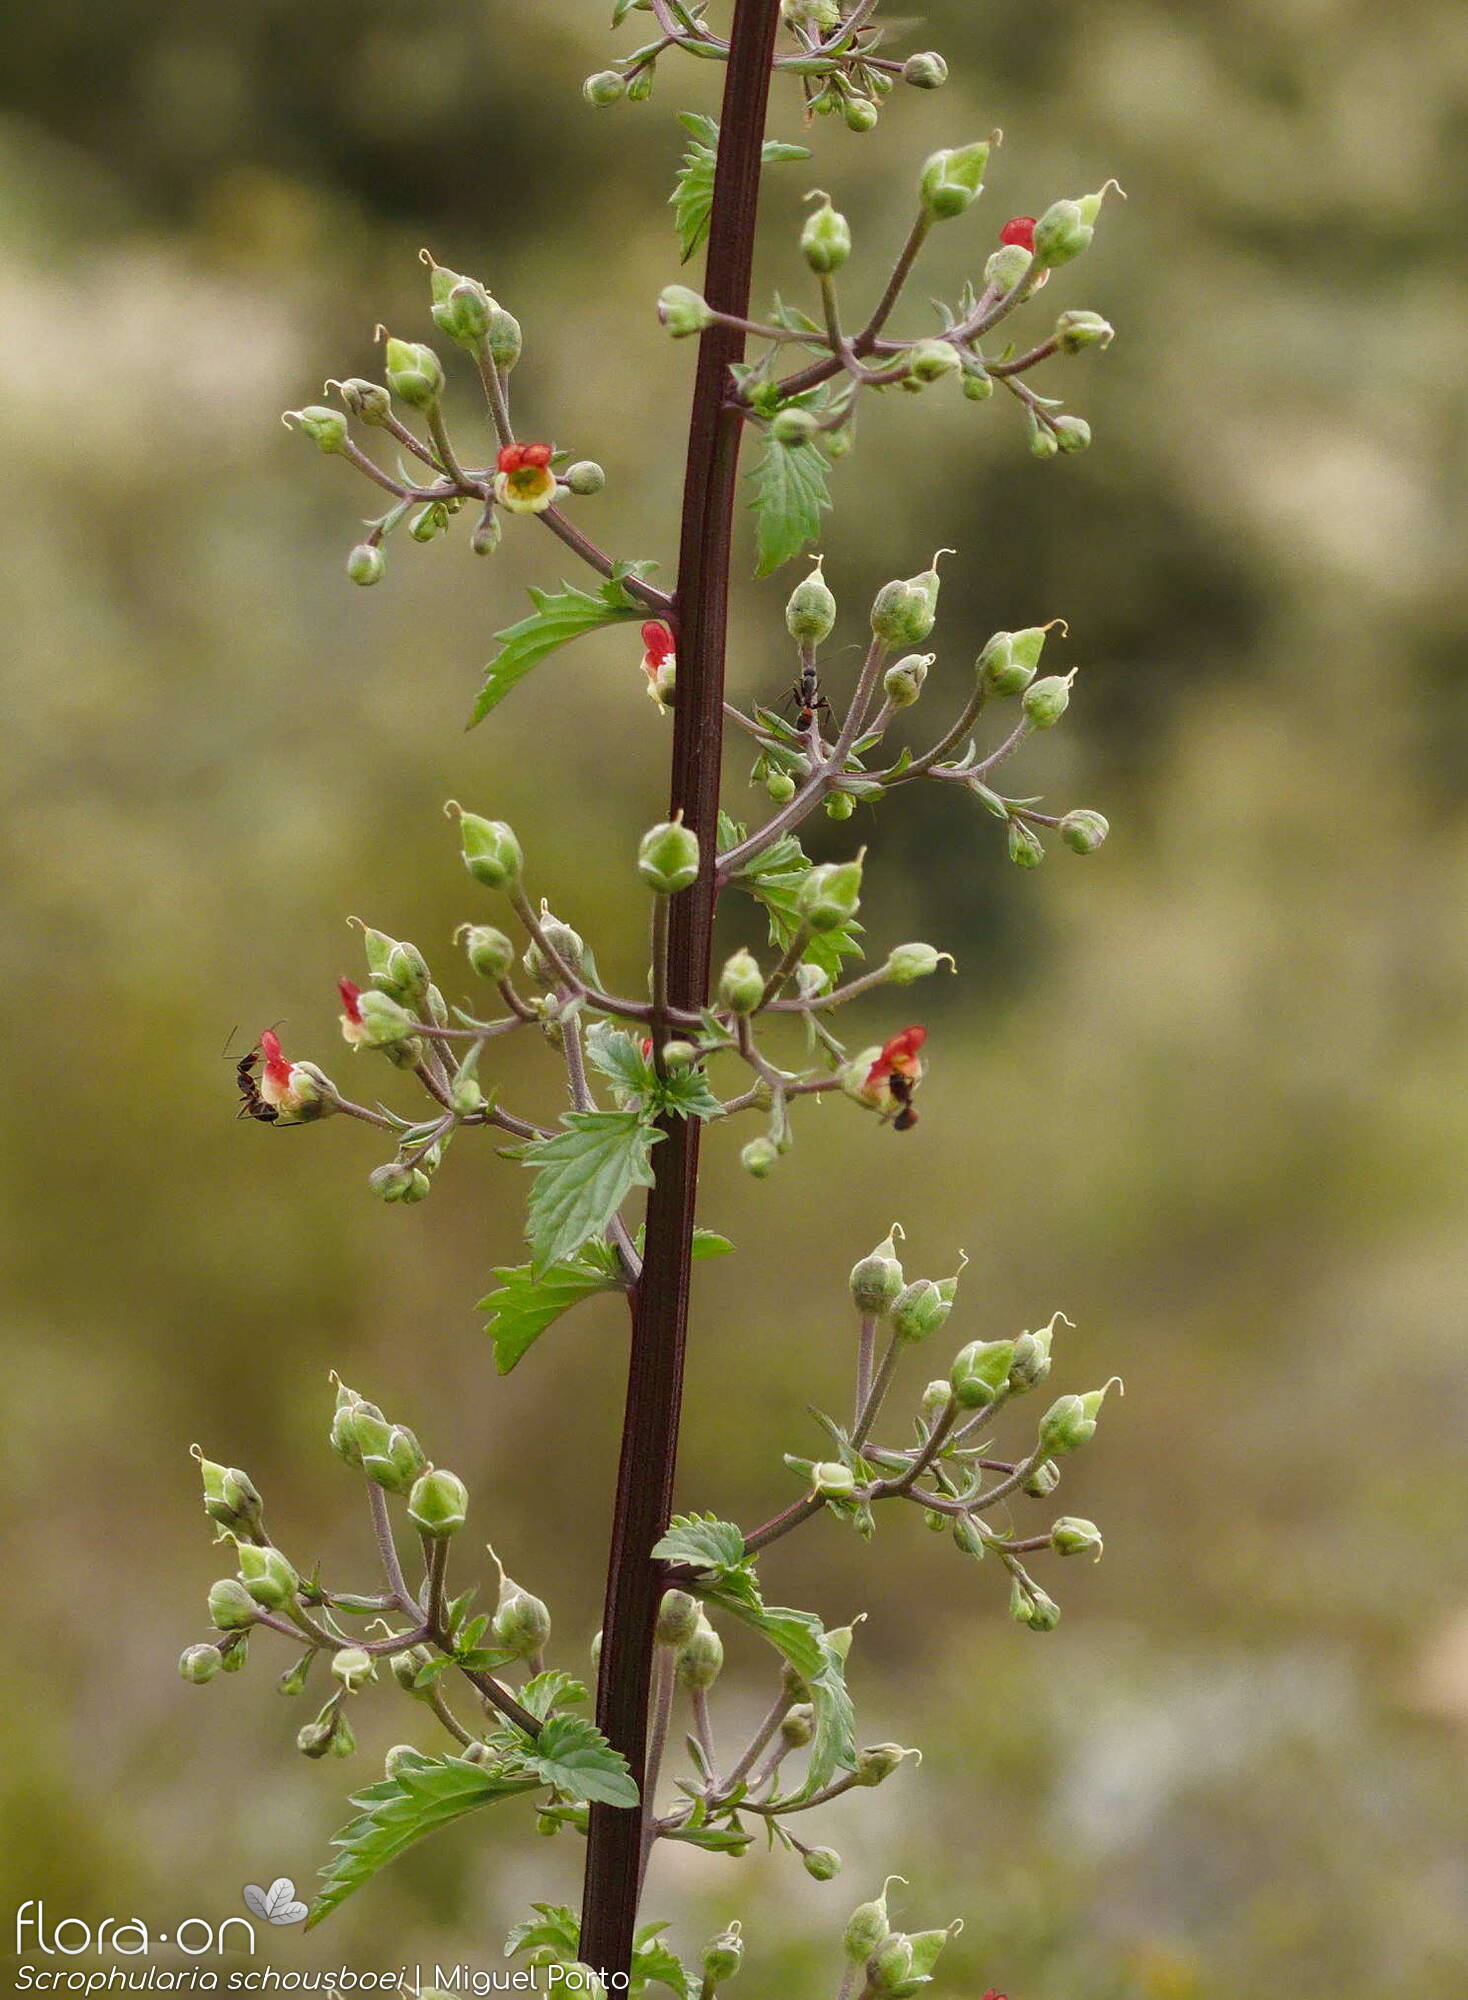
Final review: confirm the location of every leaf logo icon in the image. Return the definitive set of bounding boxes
[242,1878,309,1926]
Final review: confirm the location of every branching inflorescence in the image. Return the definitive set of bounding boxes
[190,4,1126,1994]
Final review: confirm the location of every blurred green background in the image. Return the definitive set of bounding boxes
[3,2,1468,1995]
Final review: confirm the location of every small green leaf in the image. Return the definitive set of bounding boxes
[749,436,832,577]
[513,1112,662,1274]
[633,1930,693,1998]
[718,814,864,983]
[530,1714,640,1808]
[478,1244,622,1374]
[653,1513,748,1575]
[506,1904,582,1960]
[662,1818,753,1854]
[307,1756,537,1927]
[518,1670,589,1719]
[672,118,811,263]
[469,577,646,726]
[691,1230,733,1259]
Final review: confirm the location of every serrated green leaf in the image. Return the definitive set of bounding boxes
[671,120,811,263]
[633,1933,693,1998]
[478,1243,622,1373]
[531,1714,640,1808]
[514,1113,662,1274]
[749,436,831,577]
[717,815,864,983]
[653,1513,748,1576]
[307,1757,538,1927]
[656,1066,723,1121]
[585,1023,656,1097]
[518,1670,589,1719]
[469,578,645,726]
[586,1023,722,1123]
[506,1903,582,1960]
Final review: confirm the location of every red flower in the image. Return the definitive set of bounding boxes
[867,1024,927,1082]
[1000,216,1036,251]
[494,442,557,514]
[857,1025,927,1130]
[259,1029,294,1105]
[641,620,677,711]
[338,977,363,1024]
[496,442,553,474]
[981,1990,1008,1999]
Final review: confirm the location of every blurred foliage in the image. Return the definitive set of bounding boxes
[2,1,1468,1995]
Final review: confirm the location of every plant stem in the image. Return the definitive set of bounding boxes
[578,1,782,1980]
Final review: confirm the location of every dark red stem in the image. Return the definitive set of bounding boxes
[578,0,782,1980]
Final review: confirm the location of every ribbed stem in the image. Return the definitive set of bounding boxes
[577,2,782,1980]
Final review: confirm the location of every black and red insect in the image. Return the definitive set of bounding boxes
[786,661,831,734]
[234,1044,279,1123]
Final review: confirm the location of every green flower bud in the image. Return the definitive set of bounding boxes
[1051,1516,1104,1559]
[655,1589,700,1650]
[1032,198,1092,269]
[236,1542,299,1610]
[336,379,392,426]
[488,305,523,373]
[785,559,837,642]
[1022,670,1075,729]
[409,501,450,544]
[296,1717,337,1759]
[385,1744,424,1778]
[383,337,445,410]
[1007,820,1044,870]
[471,508,503,557]
[1029,420,1060,461]
[855,1743,913,1787]
[196,1453,265,1537]
[331,1645,375,1691]
[849,1225,905,1316]
[902,51,948,89]
[218,1634,248,1673]
[522,908,586,985]
[676,1615,724,1690]
[984,243,1032,295]
[361,1422,426,1494]
[883,654,931,707]
[286,405,348,453]
[782,0,841,26]
[921,1379,954,1425]
[906,340,962,386]
[493,1575,552,1660]
[797,853,863,933]
[391,1644,434,1695]
[408,1467,469,1538]
[741,1136,779,1179]
[771,405,820,447]
[1009,1311,1068,1389]
[950,1339,1015,1410]
[583,69,626,106]
[565,460,605,495]
[1053,414,1092,454]
[346,542,384,586]
[460,924,516,981]
[942,1508,982,1558]
[719,947,765,1015]
[1024,1458,1060,1497]
[780,1702,815,1747]
[871,552,947,645]
[844,1879,903,1963]
[701,1923,743,1987]
[658,285,713,338]
[885,940,953,984]
[369,1160,430,1203]
[825,792,855,821]
[803,1846,842,1881]
[1038,1378,1120,1456]
[812,1461,858,1499]
[1060,808,1109,854]
[919,141,991,221]
[980,625,1052,695]
[890,1278,950,1344]
[425,257,493,349]
[1055,309,1114,354]
[1010,1576,1061,1631]
[276,1651,311,1697]
[179,1643,224,1685]
[638,817,700,894]
[802,193,851,274]
[844,96,879,133]
[766,770,797,804]
[450,805,524,890]
[208,1578,258,1631]
[354,989,417,1047]
[961,360,995,402]
[626,66,655,104]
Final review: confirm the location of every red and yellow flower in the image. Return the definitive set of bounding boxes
[257,1029,325,1122]
[846,1025,927,1129]
[641,620,677,712]
[493,441,557,514]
